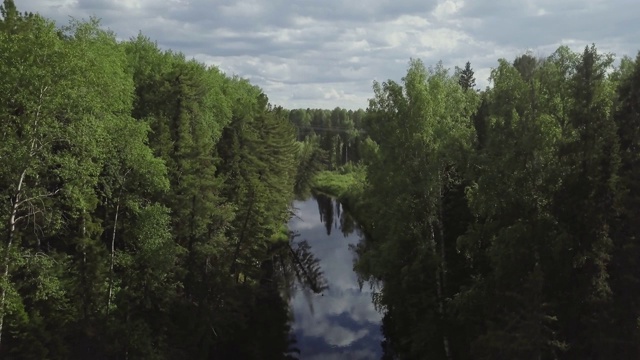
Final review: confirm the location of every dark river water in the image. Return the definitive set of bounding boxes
[288,194,383,360]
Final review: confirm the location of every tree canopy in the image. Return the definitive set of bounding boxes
[3,2,640,359]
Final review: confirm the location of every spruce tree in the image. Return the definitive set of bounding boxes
[458,61,476,91]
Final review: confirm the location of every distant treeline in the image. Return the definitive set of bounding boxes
[287,108,367,171]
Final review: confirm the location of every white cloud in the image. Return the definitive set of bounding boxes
[432,0,464,20]
[19,0,640,109]
[391,14,430,27]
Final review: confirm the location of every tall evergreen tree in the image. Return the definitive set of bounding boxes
[458,61,476,91]
[552,45,620,359]
[609,52,640,358]
[459,57,566,359]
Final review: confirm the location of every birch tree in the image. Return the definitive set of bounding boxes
[355,59,477,359]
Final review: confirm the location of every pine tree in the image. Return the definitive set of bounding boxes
[609,52,640,358]
[458,61,476,91]
[460,57,566,359]
[552,45,620,359]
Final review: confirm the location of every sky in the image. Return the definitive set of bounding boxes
[18,0,640,110]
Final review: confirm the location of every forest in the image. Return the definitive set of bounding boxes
[2,0,640,359]
[345,48,640,359]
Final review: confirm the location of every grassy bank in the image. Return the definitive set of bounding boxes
[311,166,367,211]
[312,170,358,198]
[310,167,375,243]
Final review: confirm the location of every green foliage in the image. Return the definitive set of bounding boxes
[312,170,360,199]
[0,5,300,359]
[3,4,640,360]
[288,107,368,172]
[353,46,640,360]
[353,58,478,359]
[293,138,326,197]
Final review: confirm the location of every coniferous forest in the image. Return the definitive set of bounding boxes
[3,1,640,359]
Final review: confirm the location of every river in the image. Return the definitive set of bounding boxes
[288,194,383,360]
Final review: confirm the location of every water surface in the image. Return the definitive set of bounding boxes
[288,194,383,360]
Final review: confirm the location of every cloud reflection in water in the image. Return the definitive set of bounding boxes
[289,197,382,359]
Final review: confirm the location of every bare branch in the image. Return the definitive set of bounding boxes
[15,188,61,207]
[14,209,44,224]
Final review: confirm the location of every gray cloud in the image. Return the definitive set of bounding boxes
[19,0,640,109]
[458,1,639,50]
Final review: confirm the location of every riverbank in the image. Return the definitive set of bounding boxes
[312,167,365,201]
[310,167,369,227]
[312,171,355,198]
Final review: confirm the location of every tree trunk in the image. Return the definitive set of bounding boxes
[430,221,451,360]
[435,173,452,360]
[0,86,49,347]
[107,201,120,315]
[81,213,88,320]
[0,169,27,347]
[230,192,256,283]
[230,174,261,282]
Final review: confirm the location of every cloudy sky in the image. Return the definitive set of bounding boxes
[19,0,640,109]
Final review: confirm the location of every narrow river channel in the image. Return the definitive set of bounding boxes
[288,194,383,360]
